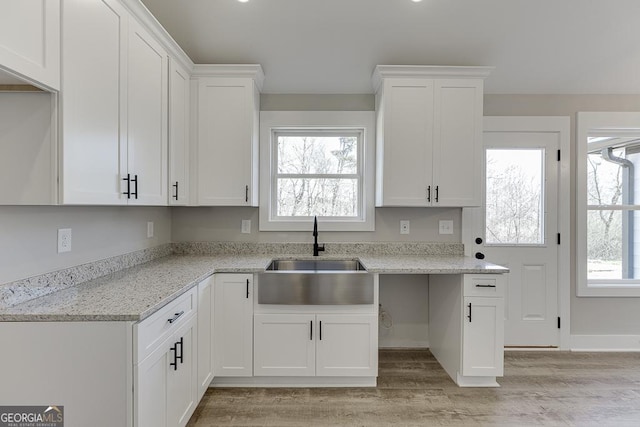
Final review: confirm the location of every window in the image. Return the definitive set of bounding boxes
[259,111,375,231]
[577,112,640,296]
[485,148,545,245]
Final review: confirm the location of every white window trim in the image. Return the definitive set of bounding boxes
[577,112,640,297]
[259,111,375,231]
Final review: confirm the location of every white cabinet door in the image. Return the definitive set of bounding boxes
[196,77,258,206]
[213,274,253,376]
[374,69,487,208]
[137,315,197,427]
[169,58,190,205]
[254,314,316,377]
[167,316,198,427]
[127,19,168,205]
[462,296,504,377]
[135,337,170,427]
[0,0,60,90]
[197,276,213,399]
[60,0,128,205]
[376,78,434,207]
[432,79,483,207]
[316,314,378,377]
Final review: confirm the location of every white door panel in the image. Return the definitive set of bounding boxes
[470,127,560,347]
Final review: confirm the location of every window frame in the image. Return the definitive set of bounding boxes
[259,111,375,232]
[577,112,640,297]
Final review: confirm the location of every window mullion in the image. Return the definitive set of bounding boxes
[276,173,360,180]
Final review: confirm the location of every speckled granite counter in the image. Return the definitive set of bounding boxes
[0,251,507,322]
[358,255,507,274]
[0,255,271,322]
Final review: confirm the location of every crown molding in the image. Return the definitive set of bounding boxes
[191,64,265,92]
[372,65,494,92]
[120,0,194,72]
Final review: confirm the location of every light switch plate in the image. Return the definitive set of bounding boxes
[400,220,410,235]
[147,222,154,238]
[241,220,251,234]
[439,220,454,235]
[58,228,72,253]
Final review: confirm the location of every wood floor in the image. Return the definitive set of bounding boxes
[187,349,640,426]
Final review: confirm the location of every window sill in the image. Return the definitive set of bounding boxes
[259,217,375,232]
[577,283,640,297]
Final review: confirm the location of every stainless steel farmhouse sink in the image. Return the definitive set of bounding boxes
[258,259,374,305]
[266,259,366,272]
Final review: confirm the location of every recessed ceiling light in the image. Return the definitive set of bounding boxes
[411,0,423,2]
[238,0,249,3]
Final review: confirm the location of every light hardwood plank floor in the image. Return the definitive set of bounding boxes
[188,349,640,426]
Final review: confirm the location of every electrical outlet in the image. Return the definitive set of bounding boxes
[439,220,454,235]
[147,221,154,238]
[58,228,72,253]
[400,220,410,235]
[241,220,251,234]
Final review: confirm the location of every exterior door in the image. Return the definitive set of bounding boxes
[467,119,561,347]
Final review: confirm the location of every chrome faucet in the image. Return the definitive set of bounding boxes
[313,216,325,256]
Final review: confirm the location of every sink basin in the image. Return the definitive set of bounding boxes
[266,259,366,271]
[259,259,373,305]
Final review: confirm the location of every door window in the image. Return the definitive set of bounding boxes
[485,149,545,245]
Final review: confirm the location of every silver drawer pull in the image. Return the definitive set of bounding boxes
[167,311,185,324]
[475,284,496,288]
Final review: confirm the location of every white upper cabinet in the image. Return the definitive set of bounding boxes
[432,79,484,206]
[60,0,128,205]
[192,65,263,206]
[375,78,434,206]
[373,66,491,207]
[169,58,191,205]
[126,18,168,205]
[0,0,60,91]
[60,0,170,205]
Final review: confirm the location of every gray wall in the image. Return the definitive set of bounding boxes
[0,206,171,284]
[485,94,640,335]
[171,206,461,244]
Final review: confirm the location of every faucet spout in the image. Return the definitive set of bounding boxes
[313,216,325,256]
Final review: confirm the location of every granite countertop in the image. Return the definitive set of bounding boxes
[358,255,508,274]
[0,253,507,322]
[0,255,272,322]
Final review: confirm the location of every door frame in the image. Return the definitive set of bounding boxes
[463,116,571,350]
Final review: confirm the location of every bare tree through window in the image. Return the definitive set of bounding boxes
[275,132,360,218]
[587,149,624,279]
[485,149,544,244]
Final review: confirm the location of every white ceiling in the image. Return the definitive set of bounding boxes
[140,0,640,95]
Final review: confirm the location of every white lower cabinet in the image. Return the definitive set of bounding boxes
[136,317,197,427]
[462,296,504,377]
[316,314,378,377]
[254,314,378,377]
[254,314,315,376]
[135,288,198,427]
[213,273,254,376]
[429,274,505,387]
[196,275,214,398]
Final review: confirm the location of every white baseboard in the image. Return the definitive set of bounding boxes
[570,334,640,351]
[211,376,377,388]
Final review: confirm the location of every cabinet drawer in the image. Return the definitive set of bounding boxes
[463,275,504,297]
[135,288,197,363]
